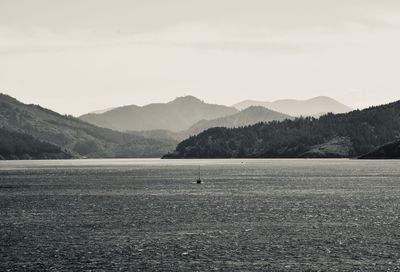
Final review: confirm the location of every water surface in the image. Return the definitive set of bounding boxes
[1,159,400,271]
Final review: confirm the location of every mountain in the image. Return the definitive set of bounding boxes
[164,100,400,159]
[187,106,292,135]
[359,140,400,159]
[0,94,177,159]
[233,96,353,117]
[128,106,292,141]
[79,96,238,132]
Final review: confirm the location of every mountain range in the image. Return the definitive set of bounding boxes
[79,95,352,142]
[0,94,177,159]
[0,93,302,159]
[233,96,352,117]
[80,96,352,133]
[80,96,238,132]
[127,106,292,142]
[164,100,400,159]
[5,92,390,160]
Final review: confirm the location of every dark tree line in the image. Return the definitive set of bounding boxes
[0,128,71,160]
[164,100,400,158]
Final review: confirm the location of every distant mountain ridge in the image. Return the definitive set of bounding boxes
[164,100,400,159]
[233,96,352,117]
[80,96,238,132]
[0,93,177,159]
[81,95,351,144]
[0,93,357,160]
[187,106,292,135]
[81,96,351,135]
[128,106,292,141]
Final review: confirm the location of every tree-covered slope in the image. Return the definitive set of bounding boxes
[0,128,72,160]
[359,140,400,159]
[0,94,177,158]
[187,106,292,135]
[164,101,400,158]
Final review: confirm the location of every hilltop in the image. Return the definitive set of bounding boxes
[233,96,352,117]
[80,96,238,132]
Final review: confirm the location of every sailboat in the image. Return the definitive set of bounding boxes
[196,165,202,184]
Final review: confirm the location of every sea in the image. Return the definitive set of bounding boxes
[1,159,400,271]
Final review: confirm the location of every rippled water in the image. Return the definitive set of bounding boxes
[1,159,400,271]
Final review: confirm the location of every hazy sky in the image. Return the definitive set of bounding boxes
[1,0,400,115]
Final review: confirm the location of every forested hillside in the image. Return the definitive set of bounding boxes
[359,140,400,159]
[187,106,292,135]
[0,94,177,158]
[0,128,72,160]
[164,101,400,158]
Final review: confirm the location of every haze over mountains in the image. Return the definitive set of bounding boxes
[233,96,353,117]
[80,95,352,135]
[80,96,237,132]
[127,106,293,142]
[1,92,371,160]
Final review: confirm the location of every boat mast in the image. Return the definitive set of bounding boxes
[198,165,201,180]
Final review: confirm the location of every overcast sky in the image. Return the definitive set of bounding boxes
[1,0,400,115]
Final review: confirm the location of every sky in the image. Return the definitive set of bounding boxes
[1,0,400,116]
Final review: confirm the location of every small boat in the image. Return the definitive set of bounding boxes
[196,165,202,184]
